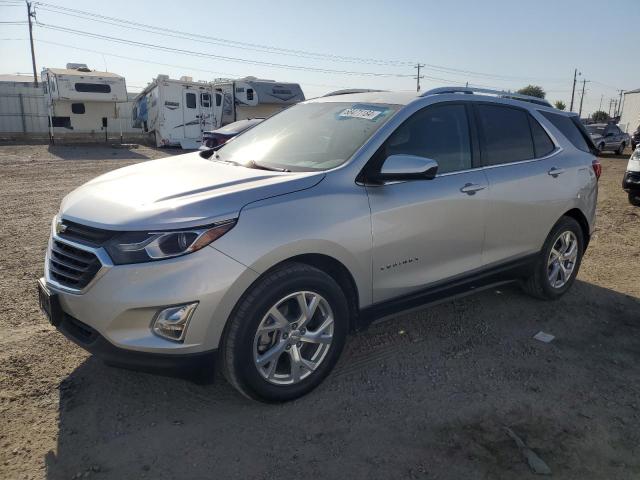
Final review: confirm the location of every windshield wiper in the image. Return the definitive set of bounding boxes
[248,160,291,172]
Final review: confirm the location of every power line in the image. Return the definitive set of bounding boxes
[36,23,418,78]
[33,1,569,84]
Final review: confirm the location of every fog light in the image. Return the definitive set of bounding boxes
[152,302,198,342]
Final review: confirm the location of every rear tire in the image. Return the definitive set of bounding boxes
[521,217,584,300]
[221,262,349,402]
[598,142,606,154]
[629,192,640,206]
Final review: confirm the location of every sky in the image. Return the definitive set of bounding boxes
[1,0,639,116]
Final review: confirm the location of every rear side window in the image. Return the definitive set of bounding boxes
[477,105,534,165]
[529,116,555,157]
[540,111,591,153]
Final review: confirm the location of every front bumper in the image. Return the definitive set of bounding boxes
[43,237,259,357]
[56,310,216,374]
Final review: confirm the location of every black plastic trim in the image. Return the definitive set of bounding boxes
[56,314,216,377]
[357,253,537,329]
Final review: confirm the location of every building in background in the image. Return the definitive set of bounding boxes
[0,74,48,140]
[619,89,640,133]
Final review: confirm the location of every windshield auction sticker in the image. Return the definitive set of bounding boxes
[338,104,389,121]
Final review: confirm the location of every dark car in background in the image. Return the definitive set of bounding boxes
[200,118,264,150]
[586,123,630,155]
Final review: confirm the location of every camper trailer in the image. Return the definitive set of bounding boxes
[42,64,131,141]
[132,75,214,148]
[211,77,305,128]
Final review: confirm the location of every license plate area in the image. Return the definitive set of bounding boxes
[37,279,63,326]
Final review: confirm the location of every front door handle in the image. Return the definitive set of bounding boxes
[547,167,565,177]
[460,183,486,195]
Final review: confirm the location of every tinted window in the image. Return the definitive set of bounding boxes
[246,88,254,101]
[201,93,211,108]
[186,93,196,109]
[529,116,555,157]
[75,83,111,93]
[385,104,471,174]
[71,103,85,114]
[477,105,534,165]
[541,111,591,153]
[215,93,222,107]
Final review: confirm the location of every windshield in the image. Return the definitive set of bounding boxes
[215,102,399,171]
[586,125,605,135]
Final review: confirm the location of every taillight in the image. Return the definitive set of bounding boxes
[592,159,602,180]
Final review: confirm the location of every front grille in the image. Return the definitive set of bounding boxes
[49,239,101,289]
[58,220,117,247]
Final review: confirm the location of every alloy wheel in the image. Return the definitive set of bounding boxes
[253,291,334,385]
[547,231,578,288]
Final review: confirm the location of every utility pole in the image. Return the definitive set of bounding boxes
[569,68,580,112]
[26,1,38,86]
[599,94,603,111]
[616,89,624,117]
[414,63,425,92]
[608,98,614,117]
[578,78,589,118]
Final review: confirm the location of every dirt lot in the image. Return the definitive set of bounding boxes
[1,143,639,480]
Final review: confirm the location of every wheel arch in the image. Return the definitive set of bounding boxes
[562,208,591,249]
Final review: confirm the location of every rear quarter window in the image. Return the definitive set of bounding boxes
[540,111,593,153]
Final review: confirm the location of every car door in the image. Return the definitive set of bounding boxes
[365,103,489,303]
[182,90,201,140]
[476,103,569,265]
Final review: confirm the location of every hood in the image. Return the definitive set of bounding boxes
[59,152,324,230]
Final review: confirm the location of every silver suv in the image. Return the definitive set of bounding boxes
[38,87,600,402]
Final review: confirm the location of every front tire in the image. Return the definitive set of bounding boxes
[521,217,584,300]
[221,262,349,402]
[629,192,640,206]
[616,142,626,155]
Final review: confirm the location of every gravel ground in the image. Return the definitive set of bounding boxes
[0,144,639,480]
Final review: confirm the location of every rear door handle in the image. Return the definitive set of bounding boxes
[460,183,486,195]
[547,167,565,177]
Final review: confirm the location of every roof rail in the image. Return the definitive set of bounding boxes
[421,86,552,107]
[322,88,386,97]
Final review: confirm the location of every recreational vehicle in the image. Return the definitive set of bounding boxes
[133,76,305,149]
[42,64,131,141]
[211,77,305,128]
[132,75,215,149]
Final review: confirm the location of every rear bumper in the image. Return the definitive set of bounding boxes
[57,311,216,374]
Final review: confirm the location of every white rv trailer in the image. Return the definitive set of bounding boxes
[132,75,215,149]
[211,77,305,128]
[133,76,305,148]
[41,64,130,141]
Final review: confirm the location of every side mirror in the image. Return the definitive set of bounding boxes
[371,154,438,182]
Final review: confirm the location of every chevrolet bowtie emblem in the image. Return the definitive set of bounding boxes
[55,220,67,234]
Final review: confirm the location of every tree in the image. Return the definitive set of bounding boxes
[517,85,546,99]
[591,110,610,122]
[554,100,566,110]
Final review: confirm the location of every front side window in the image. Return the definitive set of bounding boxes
[186,93,196,109]
[75,83,111,93]
[477,105,534,165]
[384,104,472,174]
[216,102,400,171]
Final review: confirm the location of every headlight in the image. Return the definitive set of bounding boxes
[104,219,236,265]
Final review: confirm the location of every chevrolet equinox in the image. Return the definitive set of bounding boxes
[38,87,600,402]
